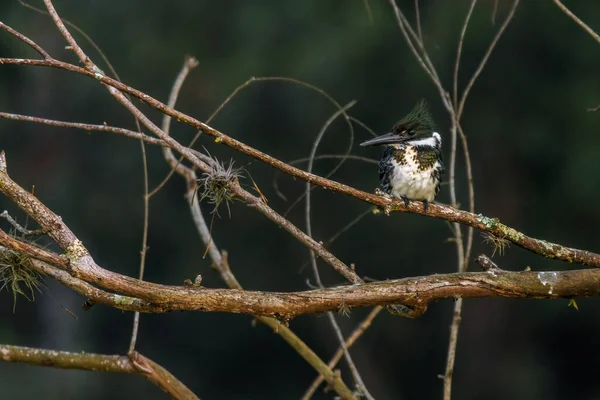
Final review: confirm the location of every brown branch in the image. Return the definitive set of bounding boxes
[0,112,165,146]
[0,345,199,400]
[0,58,598,268]
[0,22,51,59]
[41,0,93,70]
[553,0,600,45]
[2,234,597,319]
[457,0,520,119]
[187,183,357,399]
[453,0,477,110]
[147,55,200,198]
[0,210,44,236]
[1,15,598,272]
[159,59,355,399]
[1,205,595,322]
[25,255,158,312]
[188,182,359,398]
[304,102,372,398]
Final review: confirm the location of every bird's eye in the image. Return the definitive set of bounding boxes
[408,130,416,136]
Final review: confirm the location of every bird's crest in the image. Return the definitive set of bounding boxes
[392,99,435,136]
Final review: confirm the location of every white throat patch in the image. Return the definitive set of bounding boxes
[406,132,441,147]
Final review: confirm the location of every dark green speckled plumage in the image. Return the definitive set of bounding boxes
[360,99,444,212]
[391,99,435,137]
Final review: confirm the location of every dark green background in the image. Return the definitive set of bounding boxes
[1,1,600,399]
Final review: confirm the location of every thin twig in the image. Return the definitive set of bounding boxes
[0,22,51,59]
[128,137,150,354]
[363,0,373,24]
[305,103,374,399]
[453,0,478,108]
[148,55,200,197]
[388,0,451,111]
[445,12,478,400]
[349,116,378,138]
[305,101,357,286]
[0,112,165,145]
[458,123,475,269]
[414,0,423,42]
[157,67,358,396]
[553,0,600,45]
[457,0,520,119]
[18,0,122,82]
[302,306,383,400]
[443,3,520,397]
[186,182,356,399]
[0,211,43,236]
[290,154,379,166]
[41,0,92,70]
[587,105,600,112]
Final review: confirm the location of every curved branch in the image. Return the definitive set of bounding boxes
[0,345,199,400]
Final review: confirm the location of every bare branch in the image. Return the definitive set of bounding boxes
[387,0,451,111]
[0,74,597,266]
[305,102,373,398]
[414,0,423,42]
[457,0,520,119]
[42,0,93,70]
[186,177,357,399]
[553,0,600,45]
[453,0,478,108]
[0,22,51,59]
[0,112,165,146]
[148,55,200,198]
[0,211,43,236]
[0,345,199,400]
[128,129,150,354]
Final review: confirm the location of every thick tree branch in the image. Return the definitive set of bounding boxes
[0,345,199,400]
[1,231,597,319]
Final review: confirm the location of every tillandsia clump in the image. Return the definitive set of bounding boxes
[196,156,244,217]
[0,248,43,312]
[481,231,511,257]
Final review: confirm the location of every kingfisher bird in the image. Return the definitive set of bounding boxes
[360,100,444,212]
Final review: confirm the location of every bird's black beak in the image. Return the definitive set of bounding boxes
[359,132,405,147]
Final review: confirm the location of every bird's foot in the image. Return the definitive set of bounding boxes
[422,200,429,213]
[400,196,410,208]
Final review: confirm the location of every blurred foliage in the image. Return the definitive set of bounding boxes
[1,1,600,399]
